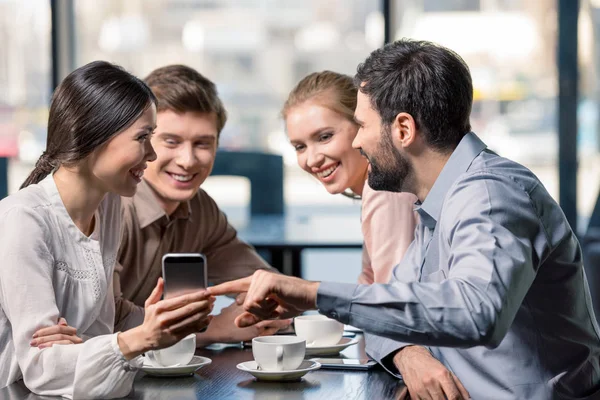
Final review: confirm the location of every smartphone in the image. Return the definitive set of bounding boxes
[161,253,208,299]
[312,358,377,371]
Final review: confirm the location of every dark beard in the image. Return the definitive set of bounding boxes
[367,125,412,193]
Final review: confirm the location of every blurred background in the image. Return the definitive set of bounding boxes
[0,0,597,281]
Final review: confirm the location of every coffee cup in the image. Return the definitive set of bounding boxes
[252,336,306,371]
[294,315,343,346]
[146,333,196,367]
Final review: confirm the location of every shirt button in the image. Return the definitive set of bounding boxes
[330,311,338,319]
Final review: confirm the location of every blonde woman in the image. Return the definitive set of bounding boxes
[282,71,417,284]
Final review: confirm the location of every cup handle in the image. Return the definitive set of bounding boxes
[276,345,284,370]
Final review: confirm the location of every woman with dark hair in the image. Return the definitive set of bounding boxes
[0,61,214,398]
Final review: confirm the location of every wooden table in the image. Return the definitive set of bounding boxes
[0,335,406,399]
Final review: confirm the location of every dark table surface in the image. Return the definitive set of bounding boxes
[232,214,363,249]
[1,334,406,399]
[130,334,405,400]
[232,214,364,277]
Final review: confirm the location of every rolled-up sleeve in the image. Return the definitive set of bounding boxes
[316,172,541,349]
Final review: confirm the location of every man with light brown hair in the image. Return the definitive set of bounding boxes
[113,65,290,345]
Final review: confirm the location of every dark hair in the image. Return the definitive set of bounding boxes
[144,65,227,135]
[355,39,473,152]
[21,61,156,189]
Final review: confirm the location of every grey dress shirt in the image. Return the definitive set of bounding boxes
[317,133,600,399]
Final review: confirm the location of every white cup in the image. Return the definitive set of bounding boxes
[252,336,306,371]
[146,333,196,367]
[294,315,344,346]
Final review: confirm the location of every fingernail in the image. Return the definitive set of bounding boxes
[30,340,36,346]
[32,333,37,338]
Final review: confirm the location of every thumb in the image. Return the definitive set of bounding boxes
[145,277,164,307]
[58,317,68,326]
[235,312,262,328]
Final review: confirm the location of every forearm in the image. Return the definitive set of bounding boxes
[114,296,144,332]
[116,327,150,360]
[317,279,503,348]
[20,334,141,398]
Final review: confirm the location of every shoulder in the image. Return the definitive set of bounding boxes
[0,183,49,212]
[0,186,52,236]
[440,155,548,234]
[191,187,221,215]
[448,154,542,206]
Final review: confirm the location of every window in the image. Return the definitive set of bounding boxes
[0,0,51,193]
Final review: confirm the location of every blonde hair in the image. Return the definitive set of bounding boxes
[282,71,357,125]
[282,71,362,200]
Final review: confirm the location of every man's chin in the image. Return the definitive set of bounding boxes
[367,172,398,192]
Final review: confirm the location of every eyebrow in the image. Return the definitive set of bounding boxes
[157,132,217,140]
[139,125,156,132]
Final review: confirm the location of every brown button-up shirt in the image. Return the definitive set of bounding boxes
[113,179,273,331]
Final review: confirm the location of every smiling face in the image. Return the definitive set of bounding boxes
[143,110,218,214]
[88,103,157,197]
[352,90,413,193]
[286,100,368,195]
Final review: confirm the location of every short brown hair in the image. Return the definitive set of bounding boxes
[144,65,227,134]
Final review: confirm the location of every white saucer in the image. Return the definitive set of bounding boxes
[344,324,362,333]
[305,337,359,356]
[236,360,321,381]
[141,355,212,377]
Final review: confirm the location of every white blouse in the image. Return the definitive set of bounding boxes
[0,175,142,398]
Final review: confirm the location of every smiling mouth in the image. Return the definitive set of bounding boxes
[167,172,195,182]
[129,167,146,180]
[316,163,339,179]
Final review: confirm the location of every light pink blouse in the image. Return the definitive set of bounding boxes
[359,180,419,284]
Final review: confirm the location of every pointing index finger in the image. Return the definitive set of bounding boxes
[208,276,252,296]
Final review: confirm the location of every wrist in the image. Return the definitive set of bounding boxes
[393,345,427,371]
[194,331,214,348]
[308,281,320,308]
[117,327,148,360]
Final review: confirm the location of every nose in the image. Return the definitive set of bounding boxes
[351,130,362,150]
[145,138,157,162]
[175,143,198,170]
[306,146,324,169]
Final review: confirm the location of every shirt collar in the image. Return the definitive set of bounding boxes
[418,132,487,229]
[133,179,192,229]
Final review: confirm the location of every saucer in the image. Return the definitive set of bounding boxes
[304,337,359,356]
[344,324,362,333]
[141,355,212,377]
[236,360,321,381]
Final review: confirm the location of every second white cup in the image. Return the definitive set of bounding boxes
[252,336,306,371]
[294,315,344,347]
